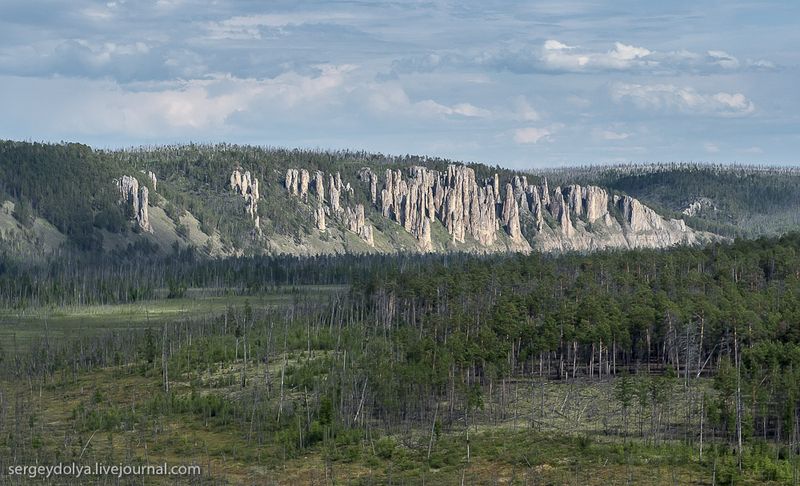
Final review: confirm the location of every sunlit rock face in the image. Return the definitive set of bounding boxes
[279,163,714,254]
[285,169,375,246]
[231,168,261,232]
[117,174,152,233]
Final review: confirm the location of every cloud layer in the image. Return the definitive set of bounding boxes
[0,0,797,166]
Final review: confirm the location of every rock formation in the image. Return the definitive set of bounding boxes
[313,171,325,202]
[314,204,326,231]
[549,187,574,237]
[682,197,716,217]
[230,168,260,231]
[583,185,609,223]
[282,164,714,255]
[440,165,499,246]
[116,175,152,233]
[299,170,310,202]
[285,169,299,196]
[345,204,374,246]
[147,171,158,192]
[329,173,343,213]
[358,168,379,204]
[501,183,523,242]
[286,168,375,245]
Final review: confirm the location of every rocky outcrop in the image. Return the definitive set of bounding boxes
[528,186,545,231]
[549,187,574,237]
[281,164,714,255]
[116,175,152,233]
[441,165,498,246]
[329,173,343,213]
[313,171,325,202]
[299,170,310,202]
[566,185,583,217]
[139,186,151,232]
[285,169,299,196]
[345,204,374,246]
[314,204,326,231]
[682,197,716,217]
[230,168,260,231]
[501,183,523,241]
[147,171,158,192]
[583,186,609,223]
[358,168,379,205]
[285,168,375,246]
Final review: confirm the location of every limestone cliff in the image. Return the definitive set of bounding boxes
[277,164,715,255]
[116,175,152,233]
[286,168,374,246]
[147,171,158,192]
[345,204,374,246]
[230,168,261,232]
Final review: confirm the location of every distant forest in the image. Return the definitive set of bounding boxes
[7,141,800,256]
[542,163,800,238]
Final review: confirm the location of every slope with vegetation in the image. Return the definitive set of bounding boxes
[541,163,800,238]
[1,141,721,260]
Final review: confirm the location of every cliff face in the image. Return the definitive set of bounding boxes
[116,174,153,233]
[280,163,713,255]
[230,168,260,233]
[285,169,374,246]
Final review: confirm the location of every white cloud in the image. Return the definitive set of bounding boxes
[390,40,776,77]
[596,129,630,141]
[205,12,362,40]
[513,127,552,144]
[707,50,740,69]
[711,92,753,112]
[747,59,776,70]
[513,96,540,121]
[540,40,652,72]
[543,40,575,50]
[704,142,720,153]
[611,83,756,116]
[1,64,357,137]
[365,83,492,119]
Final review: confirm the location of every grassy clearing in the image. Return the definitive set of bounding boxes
[0,285,344,352]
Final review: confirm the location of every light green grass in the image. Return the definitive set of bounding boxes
[0,285,345,352]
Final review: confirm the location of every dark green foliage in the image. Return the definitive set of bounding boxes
[0,141,127,251]
[545,163,800,238]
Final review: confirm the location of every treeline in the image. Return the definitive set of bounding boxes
[542,163,800,238]
[0,141,129,251]
[0,246,490,308]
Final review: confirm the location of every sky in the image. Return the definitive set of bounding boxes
[0,1,798,169]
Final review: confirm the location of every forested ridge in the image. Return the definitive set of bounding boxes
[3,141,799,259]
[542,163,800,238]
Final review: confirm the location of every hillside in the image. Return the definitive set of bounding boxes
[0,141,724,260]
[540,163,800,238]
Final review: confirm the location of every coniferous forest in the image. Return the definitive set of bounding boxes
[1,226,800,483]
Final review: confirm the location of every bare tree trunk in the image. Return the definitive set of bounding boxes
[735,328,743,472]
[427,402,438,460]
[161,325,169,393]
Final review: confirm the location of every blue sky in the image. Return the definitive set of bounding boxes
[0,1,798,168]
